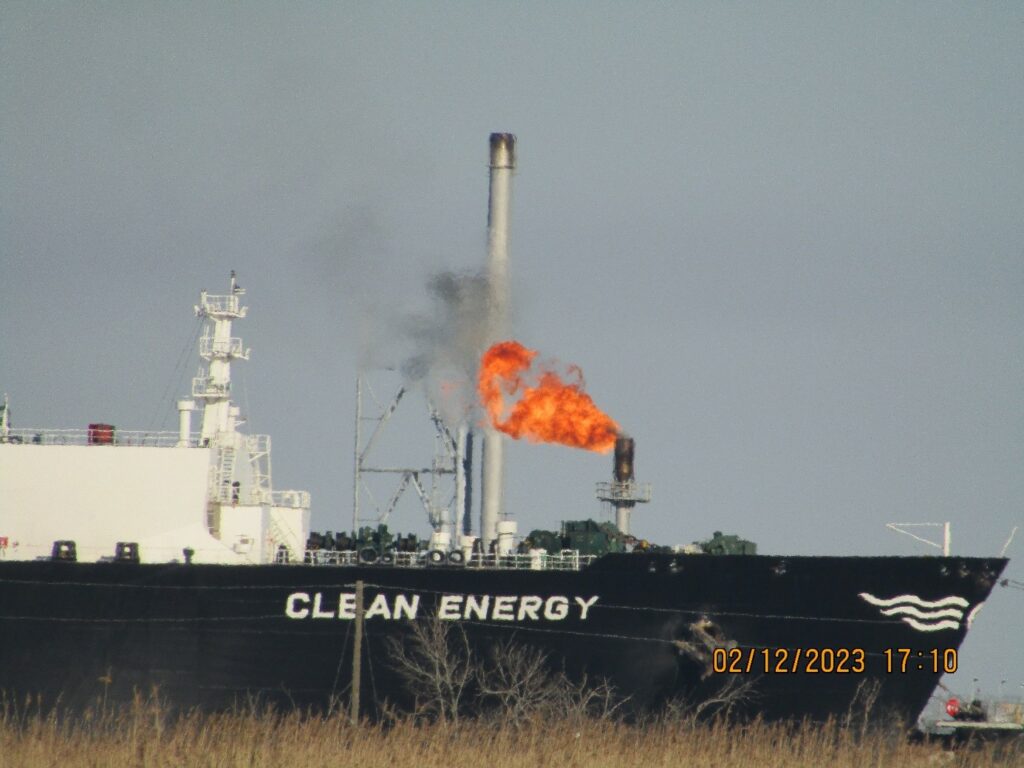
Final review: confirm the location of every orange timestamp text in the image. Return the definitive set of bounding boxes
[712,647,958,674]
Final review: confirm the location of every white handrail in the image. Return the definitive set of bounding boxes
[0,429,201,448]
[299,549,597,571]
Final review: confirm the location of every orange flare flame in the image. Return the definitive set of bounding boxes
[478,340,619,453]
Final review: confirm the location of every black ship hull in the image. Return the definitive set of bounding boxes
[0,554,1007,722]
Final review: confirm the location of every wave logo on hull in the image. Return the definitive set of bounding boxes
[858,593,969,632]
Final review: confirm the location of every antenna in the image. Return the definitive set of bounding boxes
[886,522,951,556]
[999,526,1018,558]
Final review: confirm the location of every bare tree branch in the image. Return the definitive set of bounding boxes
[385,620,628,725]
[384,617,476,724]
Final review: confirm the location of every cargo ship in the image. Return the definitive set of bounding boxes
[0,136,1009,723]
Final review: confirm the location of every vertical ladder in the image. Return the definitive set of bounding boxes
[218,445,237,502]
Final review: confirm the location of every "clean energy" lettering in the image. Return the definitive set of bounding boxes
[284,592,599,622]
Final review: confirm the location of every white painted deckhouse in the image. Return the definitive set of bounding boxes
[0,274,311,564]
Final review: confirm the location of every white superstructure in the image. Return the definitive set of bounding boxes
[0,274,311,564]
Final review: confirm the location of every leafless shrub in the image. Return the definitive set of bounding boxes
[693,673,758,720]
[385,619,627,725]
[475,639,627,726]
[551,673,625,724]
[384,617,476,724]
[475,639,557,725]
[658,673,759,726]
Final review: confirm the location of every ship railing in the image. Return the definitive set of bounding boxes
[0,428,200,448]
[246,434,271,455]
[304,550,360,566]
[300,548,597,571]
[199,336,250,360]
[271,490,311,509]
[466,551,598,570]
[200,294,246,317]
[192,376,230,398]
[595,480,653,503]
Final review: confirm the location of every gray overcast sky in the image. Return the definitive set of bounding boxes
[2,3,1022,698]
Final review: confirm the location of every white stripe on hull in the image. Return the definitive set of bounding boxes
[879,606,965,621]
[900,617,961,632]
[858,592,971,633]
[858,592,968,610]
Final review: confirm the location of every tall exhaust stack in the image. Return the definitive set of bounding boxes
[481,132,516,552]
[613,437,636,534]
[596,435,651,536]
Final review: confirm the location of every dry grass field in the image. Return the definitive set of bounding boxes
[0,697,1020,768]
